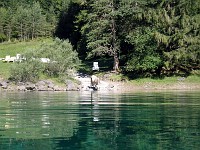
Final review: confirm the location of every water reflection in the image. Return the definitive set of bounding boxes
[0,92,79,140]
[0,91,200,150]
[90,92,101,122]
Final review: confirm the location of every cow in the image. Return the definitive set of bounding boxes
[91,75,100,89]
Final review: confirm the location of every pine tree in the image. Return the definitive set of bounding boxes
[0,7,7,41]
[146,0,200,74]
[81,0,120,72]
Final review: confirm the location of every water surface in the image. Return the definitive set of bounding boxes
[0,91,199,150]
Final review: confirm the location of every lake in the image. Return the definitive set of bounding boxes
[0,91,199,150]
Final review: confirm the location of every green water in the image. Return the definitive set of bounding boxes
[0,91,199,150]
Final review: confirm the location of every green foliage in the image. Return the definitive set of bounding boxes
[78,0,120,71]
[2,0,199,77]
[0,39,50,79]
[0,62,10,78]
[145,0,200,75]
[9,38,81,82]
[26,38,81,77]
[0,39,44,57]
[10,60,43,82]
[0,33,7,42]
[108,73,128,82]
[70,0,200,76]
[0,1,57,42]
[126,27,162,73]
[80,0,116,57]
[191,70,200,77]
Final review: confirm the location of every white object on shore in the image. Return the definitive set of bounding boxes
[2,54,25,62]
[92,62,99,71]
[40,58,50,63]
[3,55,15,62]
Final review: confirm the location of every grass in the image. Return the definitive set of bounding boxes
[0,62,11,78]
[129,75,200,86]
[0,38,53,79]
[184,75,200,83]
[1,40,40,57]
[95,71,200,89]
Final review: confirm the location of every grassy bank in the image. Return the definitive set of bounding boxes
[96,72,200,90]
[117,75,200,91]
[131,75,200,85]
[0,40,46,57]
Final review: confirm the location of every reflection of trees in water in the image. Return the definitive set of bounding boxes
[0,92,200,149]
[0,92,80,149]
[71,91,121,149]
[73,92,200,150]
[91,92,100,122]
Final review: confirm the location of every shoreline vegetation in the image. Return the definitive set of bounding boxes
[0,40,200,92]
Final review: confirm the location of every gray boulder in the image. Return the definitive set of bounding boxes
[36,80,46,86]
[48,82,55,89]
[37,85,48,91]
[66,80,80,91]
[54,85,66,91]
[17,85,26,91]
[0,81,8,89]
[25,82,36,91]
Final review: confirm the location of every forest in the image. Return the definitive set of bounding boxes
[0,0,200,78]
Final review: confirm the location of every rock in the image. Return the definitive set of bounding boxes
[46,80,53,85]
[107,84,114,89]
[37,85,48,91]
[66,80,80,91]
[54,85,66,91]
[25,82,36,91]
[34,80,55,91]
[17,82,25,86]
[1,81,8,89]
[36,80,46,86]
[8,85,17,91]
[17,85,26,91]
[48,83,55,89]
[48,88,54,91]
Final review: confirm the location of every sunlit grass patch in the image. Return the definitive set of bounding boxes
[185,75,200,83]
[109,73,128,82]
[129,75,200,86]
[0,38,52,58]
[0,62,11,78]
[0,38,53,79]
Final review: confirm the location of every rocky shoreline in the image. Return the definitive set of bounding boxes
[0,77,199,92]
[0,80,81,91]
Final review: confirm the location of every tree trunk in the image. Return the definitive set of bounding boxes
[111,0,119,72]
[113,54,119,72]
[20,23,23,41]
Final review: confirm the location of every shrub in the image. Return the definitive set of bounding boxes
[10,60,43,82]
[9,38,81,82]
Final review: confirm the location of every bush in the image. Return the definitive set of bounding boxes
[125,27,162,75]
[10,60,43,82]
[9,38,81,82]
